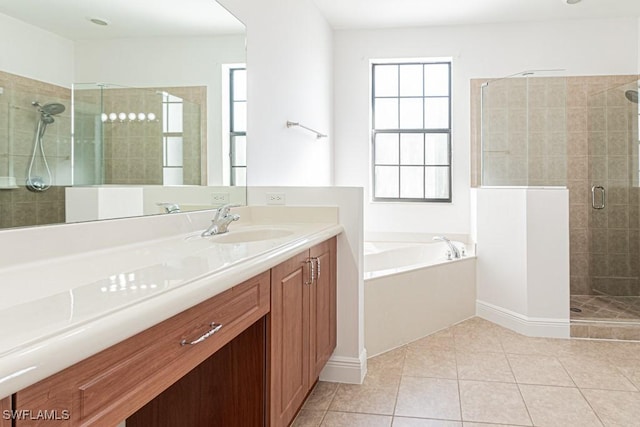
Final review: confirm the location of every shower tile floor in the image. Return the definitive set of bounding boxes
[570,295,640,322]
[293,317,640,427]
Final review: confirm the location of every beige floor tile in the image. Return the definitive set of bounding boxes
[303,381,339,410]
[370,346,408,370]
[507,354,574,386]
[609,357,640,389]
[395,377,461,420]
[462,424,527,427]
[500,333,569,356]
[456,352,515,382]
[454,334,504,353]
[298,318,640,427]
[408,330,456,351]
[392,416,462,426]
[321,411,392,427]
[451,317,504,334]
[364,361,404,389]
[292,409,326,427]
[403,348,457,379]
[459,380,532,426]
[559,356,638,391]
[582,389,640,427]
[598,340,640,360]
[329,384,397,415]
[519,384,603,426]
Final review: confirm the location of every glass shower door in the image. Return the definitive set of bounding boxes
[585,79,640,321]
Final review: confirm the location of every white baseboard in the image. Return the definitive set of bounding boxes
[476,300,570,338]
[319,349,367,384]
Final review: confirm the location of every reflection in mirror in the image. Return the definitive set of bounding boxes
[0,0,246,229]
[73,84,205,186]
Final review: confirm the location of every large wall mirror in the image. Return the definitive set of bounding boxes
[0,0,246,229]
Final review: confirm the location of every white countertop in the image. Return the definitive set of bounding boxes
[0,206,342,399]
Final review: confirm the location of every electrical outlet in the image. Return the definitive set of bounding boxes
[266,192,286,205]
[211,192,230,204]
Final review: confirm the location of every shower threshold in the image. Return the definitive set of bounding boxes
[570,295,640,340]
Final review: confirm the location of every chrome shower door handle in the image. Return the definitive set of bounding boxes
[591,185,605,210]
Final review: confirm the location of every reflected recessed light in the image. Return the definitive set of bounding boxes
[88,17,109,26]
[564,0,581,4]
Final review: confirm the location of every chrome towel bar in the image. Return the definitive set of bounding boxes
[286,121,328,139]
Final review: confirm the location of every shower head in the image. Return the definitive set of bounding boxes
[625,89,638,104]
[32,101,65,116]
[32,101,65,124]
[40,103,65,115]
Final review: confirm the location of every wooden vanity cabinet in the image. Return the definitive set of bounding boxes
[269,237,337,427]
[13,271,270,427]
[1,396,11,427]
[9,236,338,427]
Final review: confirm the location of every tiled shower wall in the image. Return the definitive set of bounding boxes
[0,70,70,228]
[99,86,205,186]
[471,74,640,297]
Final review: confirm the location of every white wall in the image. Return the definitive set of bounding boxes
[333,18,639,235]
[74,35,246,185]
[475,188,570,338]
[0,12,74,87]
[219,0,334,187]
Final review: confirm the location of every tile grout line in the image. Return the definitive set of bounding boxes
[501,332,535,427]
[390,346,408,424]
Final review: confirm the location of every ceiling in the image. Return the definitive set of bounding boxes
[1,0,639,40]
[0,0,245,40]
[312,0,640,30]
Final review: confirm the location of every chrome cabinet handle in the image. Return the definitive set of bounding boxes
[591,185,605,210]
[180,322,223,346]
[315,257,321,280]
[304,259,314,285]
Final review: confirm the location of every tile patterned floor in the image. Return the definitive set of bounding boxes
[293,317,640,427]
[570,295,640,322]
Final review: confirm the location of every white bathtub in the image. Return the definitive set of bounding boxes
[364,240,477,356]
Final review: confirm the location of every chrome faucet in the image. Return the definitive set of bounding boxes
[433,236,461,259]
[157,202,181,214]
[202,204,240,237]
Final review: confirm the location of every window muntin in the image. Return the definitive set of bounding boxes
[162,92,184,185]
[372,61,452,202]
[230,67,247,186]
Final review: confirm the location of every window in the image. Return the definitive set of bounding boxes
[229,67,247,186]
[371,61,452,202]
[161,92,184,185]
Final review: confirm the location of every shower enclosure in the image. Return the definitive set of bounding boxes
[0,70,70,228]
[477,73,640,339]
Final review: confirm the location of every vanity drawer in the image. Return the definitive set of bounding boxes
[15,271,270,426]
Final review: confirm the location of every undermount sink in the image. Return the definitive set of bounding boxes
[199,227,295,244]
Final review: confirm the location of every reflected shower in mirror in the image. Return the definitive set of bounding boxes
[0,0,246,229]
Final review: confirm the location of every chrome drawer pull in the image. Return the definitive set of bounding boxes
[180,322,223,346]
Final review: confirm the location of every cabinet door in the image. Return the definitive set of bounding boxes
[1,396,11,427]
[269,251,310,427]
[309,237,337,382]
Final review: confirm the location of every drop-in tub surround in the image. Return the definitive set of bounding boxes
[0,206,342,399]
[364,238,477,356]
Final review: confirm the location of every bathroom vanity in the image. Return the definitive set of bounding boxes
[0,207,341,427]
